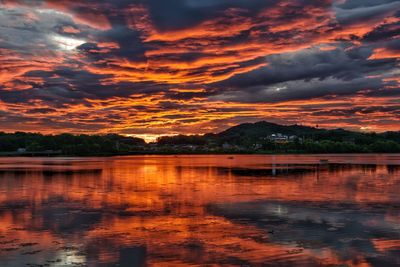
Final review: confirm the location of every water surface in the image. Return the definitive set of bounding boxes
[0,155,399,266]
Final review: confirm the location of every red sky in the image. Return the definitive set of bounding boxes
[0,0,399,141]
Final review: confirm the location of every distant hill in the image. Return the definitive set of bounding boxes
[158,121,400,153]
[213,121,371,142]
[217,121,323,138]
[215,121,400,141]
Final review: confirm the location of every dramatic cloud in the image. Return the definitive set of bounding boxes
[0,0,399,140]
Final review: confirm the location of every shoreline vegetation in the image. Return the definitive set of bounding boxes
[1,121,400,156]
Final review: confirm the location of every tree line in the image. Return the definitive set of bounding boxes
[0,132,145,156]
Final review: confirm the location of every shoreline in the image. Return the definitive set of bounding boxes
[1,152,400,158]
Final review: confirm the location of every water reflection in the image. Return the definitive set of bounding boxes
[0,155,399,266]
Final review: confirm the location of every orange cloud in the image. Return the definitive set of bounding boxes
[369,48,400,60]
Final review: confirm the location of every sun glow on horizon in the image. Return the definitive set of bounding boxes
[126,134,161,143]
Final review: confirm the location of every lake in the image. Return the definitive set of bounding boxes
[0,154,399,266]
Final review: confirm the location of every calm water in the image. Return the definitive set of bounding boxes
[0,155,399,267]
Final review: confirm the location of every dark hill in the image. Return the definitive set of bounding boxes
[217,121,322,138]
[214,121,365,143]
[157,121,400,153]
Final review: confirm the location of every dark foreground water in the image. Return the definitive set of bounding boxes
[0,155,399,267]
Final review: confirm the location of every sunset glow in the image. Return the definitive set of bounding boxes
[0,0,399,137]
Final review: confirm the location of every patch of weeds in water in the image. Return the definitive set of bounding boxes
[0,238,19,245]
[59,245,79,251]
[74,251,88,257]
[296,239,325,249]
[19,242,39,247]
[46,259,62,264]
[70,263,86,266]
[286,248,303,254]
[1,247,19,251]
[9,227,26,231]
[22,250,42,255]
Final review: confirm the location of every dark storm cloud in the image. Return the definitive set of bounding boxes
[336,0,400,9]
[145,0,276,31]
[212,76,384,103]
[363,20,400,42]
[385,39,400,51]
[97,25,147,61]
[28,108,57,114]
[334,0,400,24]
[0,67,171,106]
[313,105,400,117]
[210,45,398,103]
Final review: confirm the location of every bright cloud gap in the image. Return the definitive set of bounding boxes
[51,35,86,51]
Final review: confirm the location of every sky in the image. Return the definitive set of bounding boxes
[0,0,399,141]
